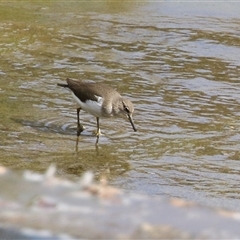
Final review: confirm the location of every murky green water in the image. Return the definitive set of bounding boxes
[1,1,240,211]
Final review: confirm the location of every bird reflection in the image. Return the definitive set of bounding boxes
[75,136,99,153]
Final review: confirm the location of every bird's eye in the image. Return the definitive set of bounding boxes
[124,106,130,113]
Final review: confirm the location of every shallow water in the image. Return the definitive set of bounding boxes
[1,1,240,211]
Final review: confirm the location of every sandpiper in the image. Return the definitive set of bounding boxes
[57,78,137,137]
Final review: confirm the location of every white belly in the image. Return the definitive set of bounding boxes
[72,93,103,117]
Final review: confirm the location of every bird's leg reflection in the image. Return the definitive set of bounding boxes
[75,136,80,152]
[95,135,99,145]
[75,135,99,153]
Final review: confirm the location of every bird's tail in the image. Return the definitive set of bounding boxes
[57,83,68,88]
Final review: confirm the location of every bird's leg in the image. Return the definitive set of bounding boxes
[95,117,101,137]
[77,107,84,136]
[95,117,101,145]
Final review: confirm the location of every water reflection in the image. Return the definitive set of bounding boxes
[75,135,99,151]
[57,139,131,181]
[1,1,240,211]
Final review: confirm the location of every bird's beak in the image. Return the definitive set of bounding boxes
[127,114,137,132]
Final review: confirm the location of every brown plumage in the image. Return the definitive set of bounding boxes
[57,78,137,138]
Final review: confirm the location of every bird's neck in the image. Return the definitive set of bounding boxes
[111,98,124,115]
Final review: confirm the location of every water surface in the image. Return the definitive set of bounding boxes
[1,1,240,211]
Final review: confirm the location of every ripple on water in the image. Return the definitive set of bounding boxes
[1,2,240,212]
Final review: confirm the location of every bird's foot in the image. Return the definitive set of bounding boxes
[94,128,101,137]
[77,124,85,136]
[95,129,101,145]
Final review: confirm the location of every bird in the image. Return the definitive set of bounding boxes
[57,78,137,138]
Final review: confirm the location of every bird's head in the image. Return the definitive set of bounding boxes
[122,98,137,132]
